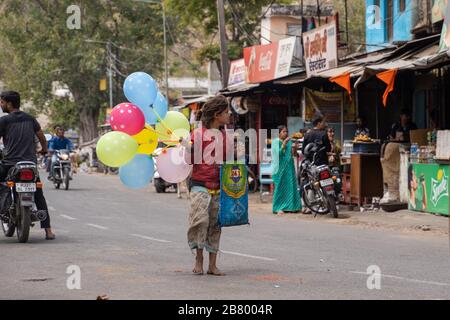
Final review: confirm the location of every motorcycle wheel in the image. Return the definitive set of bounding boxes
[302,187,329,215]
[63,168,70,190]
[327,196,339,218]
[16,200,30,243]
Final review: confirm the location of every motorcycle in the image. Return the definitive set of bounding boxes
[298,143,340,218]
[153,160,177,193]
[51,149,73,190]
[0,162,47,243]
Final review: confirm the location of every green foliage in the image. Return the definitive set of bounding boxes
[332,0,366,53]
[166,0,290,66]
[0,0,166,141]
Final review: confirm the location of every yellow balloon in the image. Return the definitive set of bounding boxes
[132,128,156,145]
[137,141,158,155]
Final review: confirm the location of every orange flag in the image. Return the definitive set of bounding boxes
[329,72,352,100]
[376,68,398,107]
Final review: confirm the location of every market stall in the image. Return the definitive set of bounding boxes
[407,130,450,216]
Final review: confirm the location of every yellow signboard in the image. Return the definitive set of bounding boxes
[99,79,107,92]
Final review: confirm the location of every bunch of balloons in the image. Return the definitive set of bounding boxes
[96,72,192,189]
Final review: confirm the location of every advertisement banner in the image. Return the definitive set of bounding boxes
[438,0,450,52]
[243,37,296,84]
[304,88,356,123]
[432,0,447,23]
[228,58,246,87]
[408,164,449,216]
[303,21,338,77]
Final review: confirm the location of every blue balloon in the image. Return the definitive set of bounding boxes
[145,92,169,125]
[123,72,158,109]
[119,154,155,189]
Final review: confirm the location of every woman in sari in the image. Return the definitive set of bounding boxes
[271,126,302,215]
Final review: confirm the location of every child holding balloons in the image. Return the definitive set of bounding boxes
[184,95,233,276]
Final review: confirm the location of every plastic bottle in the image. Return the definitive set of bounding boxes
[410,143,418,164]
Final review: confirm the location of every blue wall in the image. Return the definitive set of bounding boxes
[366,0,418,52]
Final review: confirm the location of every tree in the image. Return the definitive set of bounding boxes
[332,0,366,53]
[165,0,290,76]
[0,0,166,143]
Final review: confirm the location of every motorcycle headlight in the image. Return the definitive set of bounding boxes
[60,154,69,160]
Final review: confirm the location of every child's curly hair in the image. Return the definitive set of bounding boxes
[196,95,229,128]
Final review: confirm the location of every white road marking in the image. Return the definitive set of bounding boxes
[49,206,56,212]
[130,234,171,243]
[350,271,450,287]
[220,250,277,262]
[60,214,77,221]
[86,223,109,230]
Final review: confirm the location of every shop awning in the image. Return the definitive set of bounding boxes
[221,83,260,96]
[355,41,449,87]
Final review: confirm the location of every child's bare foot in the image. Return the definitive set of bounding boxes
[207,267,225,276]
[193,256,203,275]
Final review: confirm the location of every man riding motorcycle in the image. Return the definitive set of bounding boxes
[0,91,55,240]
[48,126,73,181]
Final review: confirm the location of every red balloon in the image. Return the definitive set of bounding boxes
[110,103,145,136]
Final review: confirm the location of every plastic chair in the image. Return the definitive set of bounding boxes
[259,162,273,202]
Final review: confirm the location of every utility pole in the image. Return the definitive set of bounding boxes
[316,0,321,26]
[162,2,169,100]
[217,0,230,89]
[107,40,113,108]
[345,0,349,47]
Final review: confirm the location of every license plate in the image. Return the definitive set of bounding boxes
[16,183,36,193]
[320,178,334,187]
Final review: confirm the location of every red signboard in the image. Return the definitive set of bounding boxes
[243,38,296,84]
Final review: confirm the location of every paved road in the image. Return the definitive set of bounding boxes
[0,172,449,300]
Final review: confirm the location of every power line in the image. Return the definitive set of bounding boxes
[228,0,259,45]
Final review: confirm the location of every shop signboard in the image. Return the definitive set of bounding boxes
[438,0,450,52]
[228,59,246,87]
[304,88,356,123]
[408,163,449,216]
[243,37,296,84]
[303,21,338,77]
[432,0,447,24]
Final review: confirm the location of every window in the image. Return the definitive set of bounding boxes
[399,0,406,12]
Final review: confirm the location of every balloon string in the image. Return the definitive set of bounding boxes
[145,124,169,137]
[150,108,172,135]
[160,140,181,143]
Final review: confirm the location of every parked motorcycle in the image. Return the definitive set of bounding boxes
[298,143,340,218]
[51,149,73,190]
[0,162,47,243]
[153,160,177,193]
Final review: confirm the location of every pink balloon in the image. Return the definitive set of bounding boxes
[156,146,193,184]
[110,103,145,136]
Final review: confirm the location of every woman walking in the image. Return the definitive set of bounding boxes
[185,95,232,276]
[271,125,302,215]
